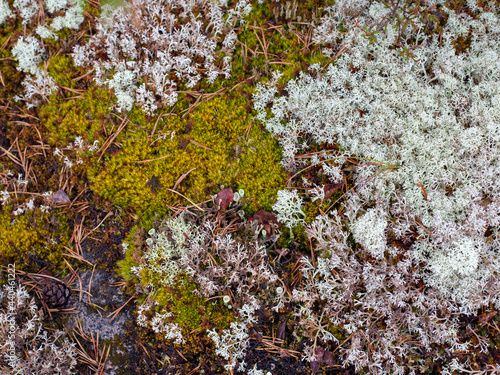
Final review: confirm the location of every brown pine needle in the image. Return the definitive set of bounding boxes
[63,246,93,266]
[186,365,201,375]
[132,154,170,163]
[189,139,213,151]
[417,181,428,200]
[88,263,96,304]
[106,295,136,323]
[173,168,196,190]
[166,188,204,210]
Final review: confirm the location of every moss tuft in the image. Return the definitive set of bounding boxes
[47,55,77,89]
[0,205,71,272]
[39,85,112,146]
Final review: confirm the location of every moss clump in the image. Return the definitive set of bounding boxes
[0,205,71,271]
[100,0,126,9]
[39,85,112,147]
[152,276,235,335]
[88,94,286,223]
[223,0,333,90]
[47,55,77,89]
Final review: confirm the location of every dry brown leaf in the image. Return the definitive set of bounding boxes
[324,181,344,200]
[277,320,287,341]
[215,187,234,212]
[479,310,498,325]
[52,189,71,204]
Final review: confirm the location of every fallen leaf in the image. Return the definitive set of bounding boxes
[277,320,287,341]
[215,187,234,212]
[146,175,162,194]
[479,310,498,325]
[324,182,344,200]
[311,346,324,374]
[323,349,335,365]
[314,346,325,361]
[52,189,71,204]
[311,360,320,375]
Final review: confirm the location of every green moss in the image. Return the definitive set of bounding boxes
[39,85,112,146]
[153,277,235,334]
[0,205,71,272]
[327,323,347,342]
[217,1,333,91]
[88,94,286,224]
[276,222,309,254]
[47,55,77,89]
[118,225,146,283]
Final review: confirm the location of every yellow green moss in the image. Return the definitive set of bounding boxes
[47,55,77,89]
[88,94,286,224]
[0,205,71,272]
[39,85,112,146]
[100,0,126,9]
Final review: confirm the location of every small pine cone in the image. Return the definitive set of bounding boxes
[42,281,72,309]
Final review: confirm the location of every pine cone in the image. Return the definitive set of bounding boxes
[42,281,71,309]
